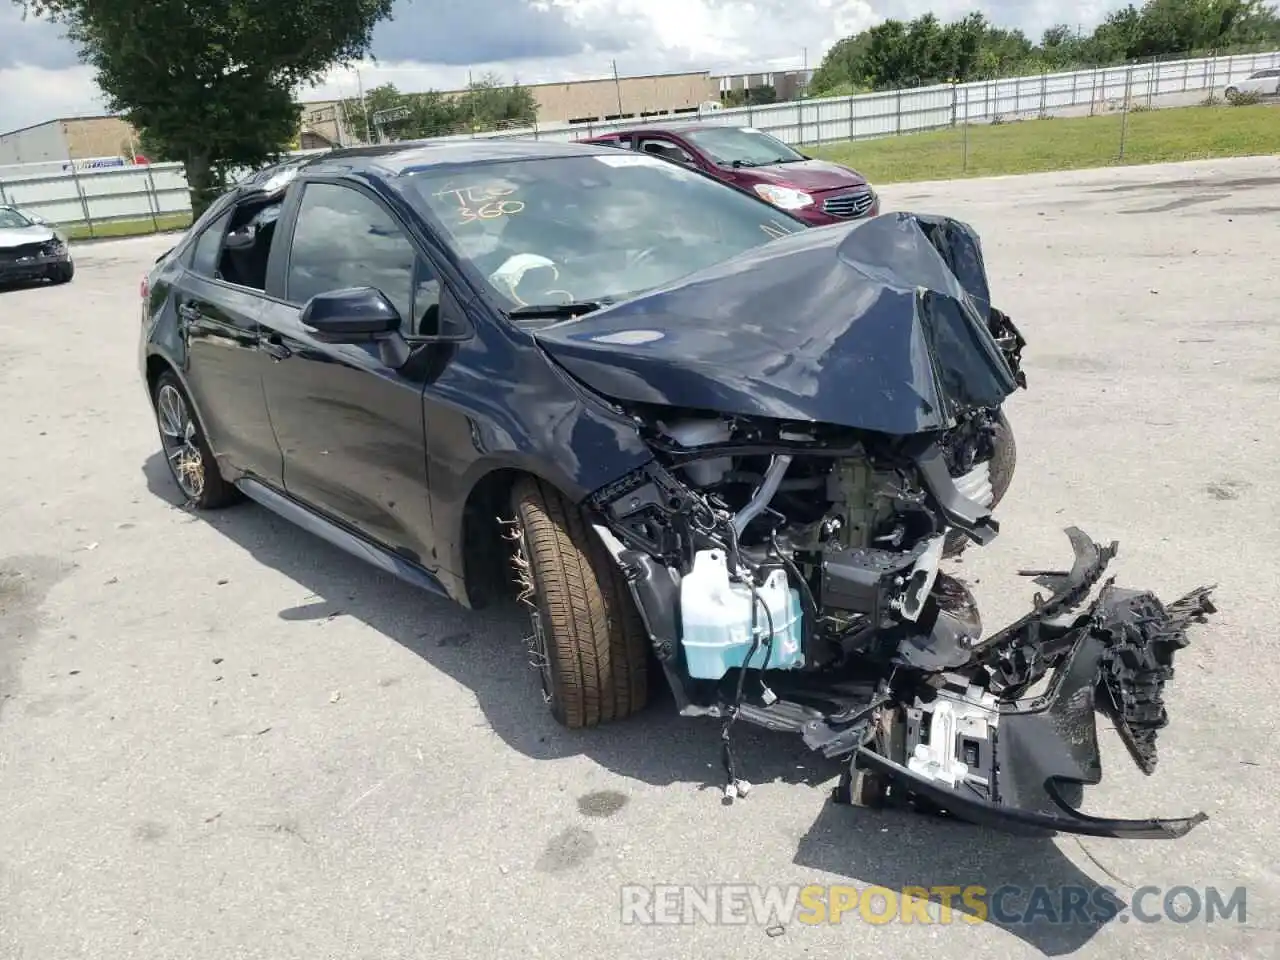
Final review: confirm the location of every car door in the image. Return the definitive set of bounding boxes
[175,203,282,484]
[257,179,441,569]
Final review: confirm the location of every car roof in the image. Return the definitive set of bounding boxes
[236,137,619,195]
[584,123,747,139]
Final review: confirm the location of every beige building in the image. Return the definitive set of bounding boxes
[0,115,142,166]
[299,69,721,144]
[512,70,719,124]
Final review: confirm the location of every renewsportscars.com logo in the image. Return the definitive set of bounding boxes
[619,883,1248,927]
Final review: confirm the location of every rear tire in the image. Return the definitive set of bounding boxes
[943,409,1016,559]
[152,370,239,509]
[510,476,649,729]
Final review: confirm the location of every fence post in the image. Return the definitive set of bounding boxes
[1147,56,1155,107]
[1090,67,1098,116]
[963,86,970,174]
[1071,70,1078,107]
[1119,65,1133,159]
[1038,71,1047,118]
[70,165,94,239]
[144,166,161,233]
[895,89,902,134]
[1183,57,1189,92]
[848,93,855,140]
[950,83,958,126]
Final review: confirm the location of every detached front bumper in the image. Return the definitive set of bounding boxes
[837,528,1217,839]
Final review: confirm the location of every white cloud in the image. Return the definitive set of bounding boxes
[0,64,108,133]
[3,0,1135,133]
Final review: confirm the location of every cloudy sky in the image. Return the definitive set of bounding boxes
[1,0,1125,133]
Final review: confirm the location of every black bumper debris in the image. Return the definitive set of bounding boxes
[833,528,1216,838]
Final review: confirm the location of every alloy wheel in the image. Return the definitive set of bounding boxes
[155,383,205,501]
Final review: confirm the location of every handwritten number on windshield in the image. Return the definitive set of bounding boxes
[433,183,526,225]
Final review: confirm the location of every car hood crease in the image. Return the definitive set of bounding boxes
[531,211,1020,435]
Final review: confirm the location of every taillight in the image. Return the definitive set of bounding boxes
[140,274,149,300]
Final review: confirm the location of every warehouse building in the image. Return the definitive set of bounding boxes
[0,115,142,166]
[299,68,722,143]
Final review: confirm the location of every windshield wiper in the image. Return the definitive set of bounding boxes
[507,300,606,319]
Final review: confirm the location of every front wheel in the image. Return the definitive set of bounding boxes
[48,262,74,284]
[943,408,1016,559]
[509,476,650,729]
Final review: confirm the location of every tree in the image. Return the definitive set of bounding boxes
[17,0,396,216]
[455,73,538,131]
[808,0,1280,96]
[342,83,463,142]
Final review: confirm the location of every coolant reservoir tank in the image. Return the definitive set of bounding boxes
[678,549,804,680]
[661,418,732,487]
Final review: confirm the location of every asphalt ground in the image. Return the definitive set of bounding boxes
[1,155,1278,959]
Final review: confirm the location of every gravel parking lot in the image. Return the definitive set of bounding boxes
[2,155,1278,960]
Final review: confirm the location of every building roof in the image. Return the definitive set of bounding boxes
[0,114,125,139]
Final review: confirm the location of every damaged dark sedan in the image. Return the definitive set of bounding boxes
[138,140,1216,840]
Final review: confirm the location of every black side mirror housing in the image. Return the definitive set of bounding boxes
[301,286,402,340]
[301,287,410,367]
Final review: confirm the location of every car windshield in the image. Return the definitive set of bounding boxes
[0,207,34,229]
[683,127,807,167]
[405,152,806,312]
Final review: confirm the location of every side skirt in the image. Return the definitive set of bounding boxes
[236,477,450,599]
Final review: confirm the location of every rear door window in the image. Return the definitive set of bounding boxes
[188,210,232,278]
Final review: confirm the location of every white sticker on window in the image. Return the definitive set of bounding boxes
[593,153,667,167]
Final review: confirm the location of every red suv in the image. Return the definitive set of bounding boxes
[579,124,879,226]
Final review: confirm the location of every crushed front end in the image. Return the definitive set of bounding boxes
[548,211,1215,838]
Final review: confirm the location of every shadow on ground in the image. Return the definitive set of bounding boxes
[143,452,1125,956]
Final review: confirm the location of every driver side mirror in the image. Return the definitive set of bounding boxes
[301,286,402,341]
[27,212,49,225]
[301,286,412,368]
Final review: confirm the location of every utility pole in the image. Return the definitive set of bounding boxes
[612,59,624,116]
[356,68,372,144]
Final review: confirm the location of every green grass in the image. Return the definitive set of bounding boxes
[63,211,192,242]
[810,102,1280,184]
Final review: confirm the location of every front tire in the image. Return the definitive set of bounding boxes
[152,371,238,509]
[48,262,74,284]
[510,476,649,729]
[943,409,1017,559]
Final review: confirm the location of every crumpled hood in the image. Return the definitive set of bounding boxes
[746,158,867,191]
[532,211,1019,435]
[0,224,56,248]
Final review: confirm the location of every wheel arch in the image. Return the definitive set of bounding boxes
[456,463,589,610]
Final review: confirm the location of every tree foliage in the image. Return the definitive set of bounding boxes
[337,74,538,143]
[809,0,1280,95]
[15,0,396,215]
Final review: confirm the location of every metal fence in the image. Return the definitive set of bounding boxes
[0,161,191,239]
[2,48,1276,237]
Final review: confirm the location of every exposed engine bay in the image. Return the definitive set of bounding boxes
[553,215,1218,839]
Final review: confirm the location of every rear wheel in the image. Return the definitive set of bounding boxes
[943,409,1016,559]
[152,371,238,509]
[509,476,649,728]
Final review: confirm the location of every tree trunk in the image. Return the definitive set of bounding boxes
[184,151,219,221]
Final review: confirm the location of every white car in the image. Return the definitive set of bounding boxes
[1225,68,1280,98]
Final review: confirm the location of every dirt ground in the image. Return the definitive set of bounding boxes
[1,154,1277,959]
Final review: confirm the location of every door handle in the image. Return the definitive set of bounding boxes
[261,333,292,361]
[177,302,201,322]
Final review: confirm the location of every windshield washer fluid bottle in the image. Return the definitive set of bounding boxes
[679,548,804,680]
